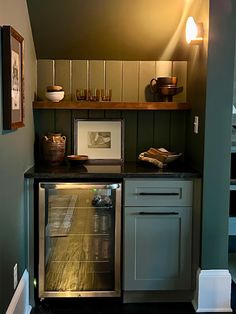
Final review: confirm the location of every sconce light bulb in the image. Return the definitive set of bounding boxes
[186,16,198,44]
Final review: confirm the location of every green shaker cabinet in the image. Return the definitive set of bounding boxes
[123,179,193,291]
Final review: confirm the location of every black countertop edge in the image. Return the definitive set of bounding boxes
[24,161,201,179]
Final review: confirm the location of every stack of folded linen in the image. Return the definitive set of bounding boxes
[138,147,182,168]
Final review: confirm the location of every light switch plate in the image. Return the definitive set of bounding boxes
[14,263,18,289]
[194,116,199,134]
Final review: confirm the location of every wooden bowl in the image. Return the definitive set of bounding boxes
[47,85,63,92]
[67,155,88,166]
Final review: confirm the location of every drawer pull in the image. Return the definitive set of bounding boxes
[138,192,179,196]
[138,211,179,215]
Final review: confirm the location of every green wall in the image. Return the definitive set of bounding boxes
[201,0,236,269]
[34,109,188,164]
[0,0,36,312]
[186,1,208,173]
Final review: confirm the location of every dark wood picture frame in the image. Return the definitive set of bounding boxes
[74,119,124,164]
[2,25,24,130]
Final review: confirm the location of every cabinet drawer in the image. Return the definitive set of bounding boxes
[124,179,192,206]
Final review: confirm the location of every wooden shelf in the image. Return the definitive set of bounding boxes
[33,101,191,111]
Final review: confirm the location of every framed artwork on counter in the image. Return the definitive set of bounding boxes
[74,119,124,164]
[2,25,24,130]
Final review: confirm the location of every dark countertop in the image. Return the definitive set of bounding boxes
[24,161,200,180]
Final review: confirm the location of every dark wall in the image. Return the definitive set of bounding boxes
[0,1,36,312]
[201,0,236,269]
[186,3,208,171]
[34,109,188,164]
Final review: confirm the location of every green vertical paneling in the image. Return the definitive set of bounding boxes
[34,110,55,162]
[55,110,72,155]
[122,111,138,162]
[153,111,171,149]
[105,61,122,101]
[33,109,188,163]
[155,61,172,77]
[55,60,71,100]
[139,61,155,102]
[37,58,189,104]
[35,59,188,164]
[72,109,89,121]
[89,60,105,89]
[37,60,54,100]
[72,109,89,130]
[123,61,139,102]
[71,60,88,101]
[137,111,154,155]
[173,61,187,103]
[34,110,55,135]
[88,110,105,119]
[170,111,187,155]
[104,110,122,119]
[71,110,89,154]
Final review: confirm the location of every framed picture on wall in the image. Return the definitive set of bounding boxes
[2,25,24,130]
[74,119,124,164]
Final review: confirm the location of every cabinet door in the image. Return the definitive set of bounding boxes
[123,206,192,290]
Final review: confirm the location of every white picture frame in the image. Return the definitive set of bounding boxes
[74,119,124,163]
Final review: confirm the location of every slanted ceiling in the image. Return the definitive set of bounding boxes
[26,0,192,60]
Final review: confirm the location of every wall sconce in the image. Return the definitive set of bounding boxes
[186,16,204,44]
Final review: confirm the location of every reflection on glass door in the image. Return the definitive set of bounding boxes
[38,182,121,298]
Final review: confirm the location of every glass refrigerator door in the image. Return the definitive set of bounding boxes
[38,183,121,298]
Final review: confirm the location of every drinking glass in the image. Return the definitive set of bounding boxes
[76,88,87,101]
[88,88,100,101]
[101,89,112,101]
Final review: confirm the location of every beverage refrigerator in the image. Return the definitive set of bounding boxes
[37,182,121,298]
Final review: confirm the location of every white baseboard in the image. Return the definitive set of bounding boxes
[192,268,232,312]
[6,269,32,314]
